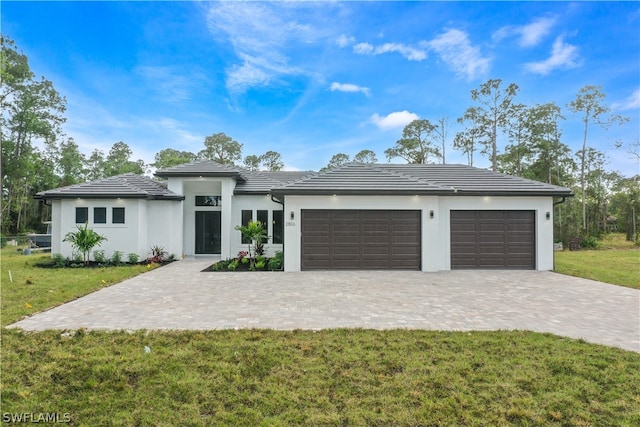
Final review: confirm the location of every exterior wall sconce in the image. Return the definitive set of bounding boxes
[430,210,435,219]
[290,211,295,220]
[546,211,551,220]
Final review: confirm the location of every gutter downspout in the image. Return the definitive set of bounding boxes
[270,194,285,270]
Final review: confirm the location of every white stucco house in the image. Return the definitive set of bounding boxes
[36,161,572,272]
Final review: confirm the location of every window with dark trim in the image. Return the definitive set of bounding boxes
[241,210,252,244]
[195,196,221,206]
[272,210,283,244]
[112,207,125,224]
[94,207,107,224]
[75,207,88,224]
[257,210,268,229]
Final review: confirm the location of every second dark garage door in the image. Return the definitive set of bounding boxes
[450,210,536,269]
[301,210,421,270]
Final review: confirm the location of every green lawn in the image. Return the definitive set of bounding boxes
[2,243,639,425]
[554,234,640,289]
[555,249,640,289]
[1,248,158,327]
[3,329,639,426]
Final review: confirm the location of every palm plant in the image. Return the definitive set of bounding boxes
[63,222,107,266]
[235,220,268,269]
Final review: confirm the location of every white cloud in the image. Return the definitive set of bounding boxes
[612,88,640,111]
[425,29,490,80]
[524,35,579,75]
[493,16,556,47]
[330,82,370,97]
[336,34,355,48]
[135,65,196,103]
[370,111,419,130]
[205,2,323,94]
[353,42,427,61]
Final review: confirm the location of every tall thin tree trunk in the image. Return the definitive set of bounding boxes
[580,115,589,232]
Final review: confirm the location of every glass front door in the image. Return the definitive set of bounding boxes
[195,211,221,254]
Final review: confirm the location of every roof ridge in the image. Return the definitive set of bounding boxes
[116,174,152,195]
[375,164,450,190]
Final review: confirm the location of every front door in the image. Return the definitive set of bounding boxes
[195,211,221,254]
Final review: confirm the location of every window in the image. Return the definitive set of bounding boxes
[195,196,221,206]
[272,210,283,244]
[94,207,106,224]
[75,207,88,224]
[257,210,268,229]
[112,207,125,224]
[241,210,252,244]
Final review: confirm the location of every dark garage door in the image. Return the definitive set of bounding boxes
[450,210,535,269]
[301,210,421,270]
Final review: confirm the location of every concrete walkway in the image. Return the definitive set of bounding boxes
[8,259,640,352]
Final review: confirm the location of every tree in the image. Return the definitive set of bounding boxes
[198,133,242,164]
[454,107,484,166]
[469,79,519,171]
[322,153,350,171]
[104,141,145,176]
[353,149,377,164]
[243,155,261,171]
[63,222,107,266]
[385,119,440,164]
[152,148,196,169]
[433,117,450,164]
[260,150,284,171]
[1,36,66,233]
[85,149,106,181]
[235,220,268,269]
[56,138,86,186]
[567,85,629,232]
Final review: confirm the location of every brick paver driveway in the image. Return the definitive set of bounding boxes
[9,259,640,352]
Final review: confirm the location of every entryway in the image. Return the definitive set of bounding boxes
[195,211,221,254]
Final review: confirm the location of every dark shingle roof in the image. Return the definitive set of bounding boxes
[272,163,572,197]
[155,160,245,180]
[35,174,184,200]
[234,171,317,194]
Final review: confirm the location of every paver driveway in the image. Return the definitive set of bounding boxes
[8,259,640,352]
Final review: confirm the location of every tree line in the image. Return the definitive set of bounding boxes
[1,35,637,244]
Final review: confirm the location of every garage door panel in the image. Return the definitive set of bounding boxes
[451,210,535,269]
[302,210,420,270]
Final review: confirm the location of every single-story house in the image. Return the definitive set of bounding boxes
[35,160,572,271]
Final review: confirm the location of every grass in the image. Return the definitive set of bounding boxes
[554,233,640,289]
[2,329,639,426]
[1,247,159,327]
[2,239,639,425]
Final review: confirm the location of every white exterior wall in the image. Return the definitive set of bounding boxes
[438,196,555,271]
[52,198,183,260]
[146,200,183,258]
[282,195,555,272]
[230,195,284,258]
[50,200,62,255]
[56,198,142,259]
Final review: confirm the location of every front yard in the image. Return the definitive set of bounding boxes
[1,240,639,425]
[554,233,640,289]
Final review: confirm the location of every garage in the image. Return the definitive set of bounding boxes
[301,209,421,270]
[450,210,535,269]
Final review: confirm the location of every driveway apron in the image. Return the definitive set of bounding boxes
[8,260,640,353]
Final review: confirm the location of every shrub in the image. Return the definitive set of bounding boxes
[167,254,177,262]
[127,253,140,264]
[581,236,599,249]
[227,259,239,271]
[63,222,107,266]
[148,245,167,263]
[93,250,107,264]
[268,251,283,271]
[111,251,124,266]
[52,253,67,268]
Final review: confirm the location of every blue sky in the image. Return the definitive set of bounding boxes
[3,1,639,176]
